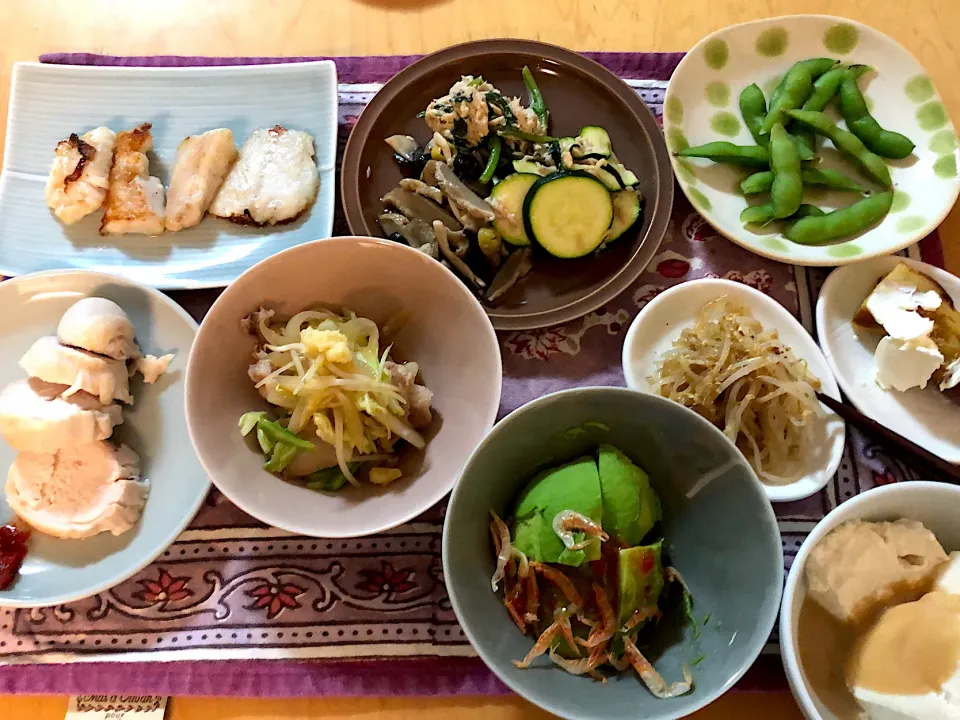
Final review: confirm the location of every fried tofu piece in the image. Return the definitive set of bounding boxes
[209,125,319,226]
[45,127,116,225]
[100,123,165,236]
[165,128,238,231]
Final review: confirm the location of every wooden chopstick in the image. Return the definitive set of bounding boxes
[816,392,960,485]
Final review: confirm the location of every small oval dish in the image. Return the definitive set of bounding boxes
[623,278,845,502]
[816,255,960,463]
[665,15,959,266]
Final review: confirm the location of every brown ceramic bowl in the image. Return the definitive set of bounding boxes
[185,237,502,538]
[341,39,674,331]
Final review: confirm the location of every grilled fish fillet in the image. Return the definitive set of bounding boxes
[209,125,319,226]
[100,123,166,236]
[165,128,239,231]
[45,126,116,225]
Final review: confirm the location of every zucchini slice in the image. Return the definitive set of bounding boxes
[610,163,639,187]
[522,171,614,258]
[578,126,612,158]
[581,165,622,191]
[513,159,547,175]
[490,173,538,246]
[603,189,642,244]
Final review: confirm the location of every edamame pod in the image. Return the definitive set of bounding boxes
[740,167,866,194]
[762,65,814,134]
[838,73,916,159]
[769,124,803,219]
[802,64,871,112]
[676,142,769,167]
[784,191,893,245]
[740,83,769,147]
[741,203,825,225]
[787,109,892,187]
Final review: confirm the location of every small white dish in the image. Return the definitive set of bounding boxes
[622,278,845,502]
[781,481,960,720]
[0,270,209,607]
[0,61,338,289]
[817,255,960,463]
[665,15,960,266]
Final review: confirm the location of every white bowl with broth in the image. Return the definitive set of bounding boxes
[780,482,960,720]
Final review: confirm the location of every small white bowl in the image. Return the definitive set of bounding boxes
[186,237,502,538]
[622,278,845,502]
[817,255,960,463]
[781,481,960,720]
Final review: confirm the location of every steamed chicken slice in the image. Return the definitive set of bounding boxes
[209,125,319,226]
[0,378,122,453]
[58,297,139,360]
[100,123,165,236]
[165,128,238,231]
[45,126,116,225]
[6,441,146,539]
[19,336,132,405]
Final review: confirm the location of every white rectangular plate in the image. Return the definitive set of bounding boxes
[0,61,338,289]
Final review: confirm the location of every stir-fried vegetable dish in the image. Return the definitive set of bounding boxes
[239,307,433,491]
[652,299,823,485]
[491,444,695,696]
[380,69,644,303]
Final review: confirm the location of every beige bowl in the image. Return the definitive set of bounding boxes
[185,237,502,537]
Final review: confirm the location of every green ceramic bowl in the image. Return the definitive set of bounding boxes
[442,387,783,720]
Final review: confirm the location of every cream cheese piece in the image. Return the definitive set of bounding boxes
[876,336,945,392]
[866,278,943,340]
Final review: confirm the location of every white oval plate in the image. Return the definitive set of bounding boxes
[622,278,845,502]
[0,270,209,607]
[665,15,960,266]
[817,255,960,463]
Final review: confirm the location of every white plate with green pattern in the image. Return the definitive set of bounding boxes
[665,15,960,266]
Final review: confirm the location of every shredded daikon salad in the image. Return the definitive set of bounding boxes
[240,307,432,490]
[651,299,823,485]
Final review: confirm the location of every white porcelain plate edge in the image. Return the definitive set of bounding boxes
[623,278,846,502]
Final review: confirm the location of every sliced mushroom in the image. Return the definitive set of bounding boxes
[385,135,419,162]
[446,228,470,258]
[399,178,444,204]
[420,159,442,186]
[448,197,485,233]
[382,188,462,232]
[378,212,409,238]
[434,163,496,222]
[433,220,485,289]
[486,248,533,302]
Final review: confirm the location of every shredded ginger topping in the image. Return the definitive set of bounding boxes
[651,298,823,485]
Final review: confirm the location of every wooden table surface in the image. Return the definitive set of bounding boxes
[1,0,958,717]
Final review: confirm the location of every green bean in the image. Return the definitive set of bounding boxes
[784,191,893,245]
[257,419,316,451]
[741,203,825,225]
[676,142,769,167]
[479,135,501,183]
[769,124,803,218]
[838,73,915,159]
[762,65,814,134]
[740,167,866,194]
[787,109,892,187]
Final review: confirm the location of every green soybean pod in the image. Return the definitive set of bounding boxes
[787,109,892,187]
[676,142,770,167]
[741,203,825,225]
[796,57,840,80]
[784,191,893,245]
[838,74,916,159]
[739,83,769,147]
[740,167,866,194]
[762,65,814,134]
[769,124,803,218]
[802,64,871,112]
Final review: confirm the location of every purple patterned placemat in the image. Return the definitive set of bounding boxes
[0,51,942,697]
